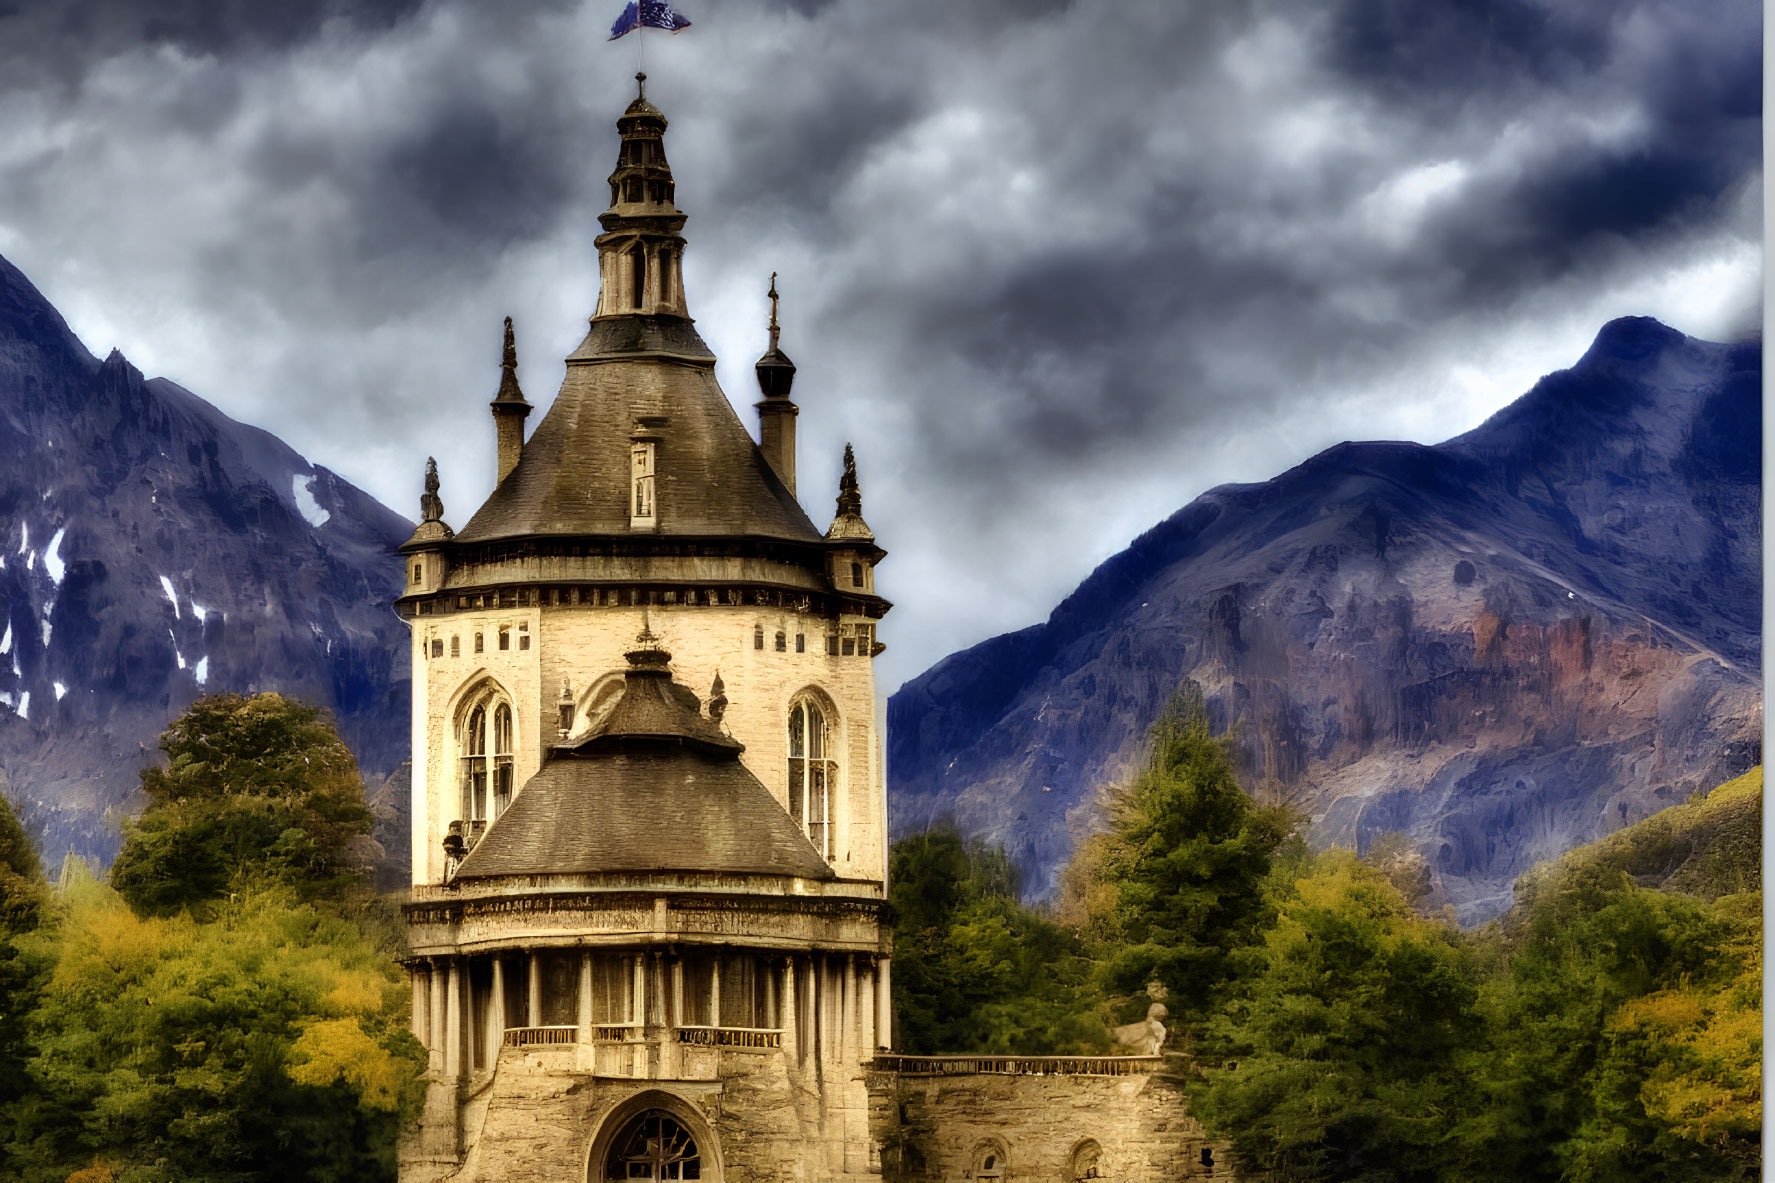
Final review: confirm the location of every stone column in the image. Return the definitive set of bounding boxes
[411,967,427,1044]
[527,950,542,1028]
[877,956,892,1052]
[859,959,875,1059]
[488,957,506,1067]
[445,958,463,1080]
[781,958,799,1064]
[428,960,446,1073]
[765,961,778,1029]
[578,952,593,1042]
[632,954,646,1028]
[671,957,685,1031]
[842,955,858,1064]
[710,956,723,1029]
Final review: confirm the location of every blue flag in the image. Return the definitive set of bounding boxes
[609,0,692,39]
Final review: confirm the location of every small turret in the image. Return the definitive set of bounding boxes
[491,317,532,484]
[755,273,799,495]
[400,456,454,594]
[827,443,880,599]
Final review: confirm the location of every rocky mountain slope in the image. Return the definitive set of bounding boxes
[889,318,1761,923]
[0,253,413,870]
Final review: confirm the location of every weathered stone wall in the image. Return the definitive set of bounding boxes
[408,1040,880,1183]
[867,1064,1239,1183]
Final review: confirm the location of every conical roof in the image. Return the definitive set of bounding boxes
[451,636,832,881]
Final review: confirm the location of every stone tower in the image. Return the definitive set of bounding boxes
[396,76,892,1183]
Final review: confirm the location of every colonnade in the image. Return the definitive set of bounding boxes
[410,948,892,1081]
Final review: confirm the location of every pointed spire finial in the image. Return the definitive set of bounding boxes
[502,316,516,370]
[836,443,861,518]
[767,272,781,351]
[421,457,444,523]
[493,317,529,408]
[708,670,728,724]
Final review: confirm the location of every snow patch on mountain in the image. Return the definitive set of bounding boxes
[292,473,331,528]
[159,575,179,618]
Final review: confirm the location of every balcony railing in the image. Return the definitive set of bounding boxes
[591,1023,644,1042]
[502,1026,577,1048]
[870,1054,1162,1077]
[675,1026,783,1050]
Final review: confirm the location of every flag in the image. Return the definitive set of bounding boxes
[609,0,692,39]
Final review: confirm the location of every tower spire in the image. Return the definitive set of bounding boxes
[594,82,686,320]
[490,316,531,484]
[837,443,861,518]
[755,272,800,496]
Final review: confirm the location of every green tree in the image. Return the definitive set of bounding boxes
[1193,850,1481,1182]
[0,789,49,1123]
[110,693,373,916]
[889,824,1105,1054]
[1455,866,1757,1182]
[1099,686,1294,1016]
[6,878,424,1183]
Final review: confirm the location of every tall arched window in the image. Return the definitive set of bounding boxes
[787,697,836,859]
[459,690,516,832]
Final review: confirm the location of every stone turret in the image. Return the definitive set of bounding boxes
[594,72,688,318]
[490,317,531,485]
[755,272,799,495]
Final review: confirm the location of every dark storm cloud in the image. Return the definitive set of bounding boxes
[0,0,428,86]
[0,0,1758,687]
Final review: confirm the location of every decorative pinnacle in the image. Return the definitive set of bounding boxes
[636,71,646,99]
[493,316,528,407]
[420,457,444,523]
[836,443,861,517]
[708,670,728,723]
[767,272,781,352]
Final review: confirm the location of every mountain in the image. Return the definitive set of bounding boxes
[0,253,413,872]
[889,318,1761,924]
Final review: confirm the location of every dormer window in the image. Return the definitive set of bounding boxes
[631,442,656,526]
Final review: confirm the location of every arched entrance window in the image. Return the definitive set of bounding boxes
[1071,1139,1103,1180]
[604,1111,701,1180]
[787,696,836,859]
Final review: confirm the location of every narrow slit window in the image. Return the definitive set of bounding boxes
[629,244,646,309]
[498,628,510,651]
[658,247,674,305]
[631,442,656,524]
[795,633,805,653]
[775,631,786,652]
[474,632,484,654]
[851,562,864,587]
[754,624,764,650]
[492,703,514,816]
[449,635,460,658]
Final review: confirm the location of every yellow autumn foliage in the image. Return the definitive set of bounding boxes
[289,1017,410,1111]
[1611,893,1762,1151]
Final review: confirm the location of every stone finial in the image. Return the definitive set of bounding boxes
[420,457,444,523]
[708,671,728,724]
[558,679,575,739]
[767,272,781,352]
[493,317,529,407]
[836,443,861,518]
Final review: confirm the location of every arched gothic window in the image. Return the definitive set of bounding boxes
[787,697,836,859]
[604,1111,701,1180]
[459,693,516,829]
[630,244,647,310]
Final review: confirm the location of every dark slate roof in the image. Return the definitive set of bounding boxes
[449,748,834,880]
[453,315,824,545]
[452,637,833,881]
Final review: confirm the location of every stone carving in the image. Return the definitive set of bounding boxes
[1113,1001,1169,1055]
[420,457,445,523]
[836,443,861,517]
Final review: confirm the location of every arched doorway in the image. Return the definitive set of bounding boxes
[599,1101,702,1172]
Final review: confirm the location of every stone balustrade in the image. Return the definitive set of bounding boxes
[870,1054,1163,1077]
[675,1025,783,1049]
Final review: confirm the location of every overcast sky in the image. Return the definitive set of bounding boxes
[0,0,1760,691]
